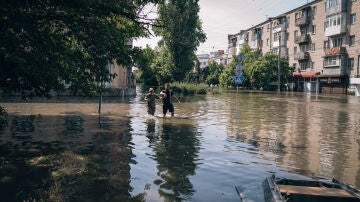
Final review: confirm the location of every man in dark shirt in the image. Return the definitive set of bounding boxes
[160,84,180,117]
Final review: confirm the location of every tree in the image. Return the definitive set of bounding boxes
[205,61,224,85]
[0,0,159,97]
[219,59,236,88]
[240,44,261,88]
[154,0,206,81]
[242,51,294,90]
[134,45,158,86]
[151,46,175,84]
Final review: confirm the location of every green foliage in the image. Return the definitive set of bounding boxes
[240,44,262,88]
[219,60,236,87]
[240,44,294,90]
[169,82,208,95]
[204,61,224,85]
[134,45,158,86]
[0,0,159,97]
[151,46,175,84]
[154,0,206,81]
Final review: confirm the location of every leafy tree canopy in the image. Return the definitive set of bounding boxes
[134,45,158,86]
[0,0,158,97]
[154,0,206,81]
[240,45,294,90]
[219,59,236,88]
[205,61,224,85]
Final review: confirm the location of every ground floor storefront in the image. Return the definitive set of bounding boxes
[291,72,349,94]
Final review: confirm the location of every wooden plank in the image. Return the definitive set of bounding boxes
[278,185,356,198]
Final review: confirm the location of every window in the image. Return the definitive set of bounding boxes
[349,35,355,46]
[293,63,297,70]
[301,10,307,17]
[324,41,329,49]
[311,62,315,70]
[267,38,269,46]
[333,37,343,47]
[294,47,297,54]
[294,30,298,37]
[300,62,307,71]
[300,44,308,52]
[312,25,316,34]
[286,32,289,41]
[311,43,315,52]
[312,6,317,16]
[351,14,356,24]
[349,58,354,69]
[275,33,281,41]
[324,56,339,66]
[326,0,339,9]
[325,14,345,28]
[287,16,290,24]
[300,27,307,35]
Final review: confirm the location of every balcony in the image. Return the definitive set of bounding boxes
[295,16,310,26]
[326,0,347,16]
[250,40,258,49]
[325,23,347,37]
[273,24,286,33]
[294,51,309,61]
[294,34,310,44]
[238,38,247,45]
[251,34,261,41]
[321,67,347,75]
[273,39,285,48]
[324,47,347,56]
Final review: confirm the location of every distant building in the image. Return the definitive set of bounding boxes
[227,0,360,95]
[196,54,210,70]
[105,40,136,96]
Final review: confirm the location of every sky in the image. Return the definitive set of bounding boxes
[133,0,314,54]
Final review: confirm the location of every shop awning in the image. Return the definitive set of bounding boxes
[293,71,320,78]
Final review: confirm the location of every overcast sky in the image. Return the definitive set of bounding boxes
[133,0,314,54]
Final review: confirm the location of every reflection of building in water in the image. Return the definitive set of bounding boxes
[223,93,360,187]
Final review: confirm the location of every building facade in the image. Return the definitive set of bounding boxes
[227,0,360,95]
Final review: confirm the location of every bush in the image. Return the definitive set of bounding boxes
[169,82,208,95]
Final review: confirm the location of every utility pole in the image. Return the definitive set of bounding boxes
[277,35,281,93]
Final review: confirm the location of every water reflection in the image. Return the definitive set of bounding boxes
[152,121,200,201]
[1,91,360,201]
[0,99,139,201]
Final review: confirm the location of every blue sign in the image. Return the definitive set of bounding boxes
[237,53,245,62]
[234,76,243,85]
[236,64,243,76]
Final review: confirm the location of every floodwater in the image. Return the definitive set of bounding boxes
[1,88,360,202]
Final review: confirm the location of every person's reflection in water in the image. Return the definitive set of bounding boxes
[160,122,171,149]
[146,119,156,142]
[154,122,199,200]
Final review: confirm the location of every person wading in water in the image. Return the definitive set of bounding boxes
[145,88,160,116]
[159,84,180,118]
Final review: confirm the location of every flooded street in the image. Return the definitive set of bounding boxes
[1,88,360,201]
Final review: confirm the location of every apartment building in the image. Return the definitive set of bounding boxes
[196,54,210,70]
[228,0,360,95]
